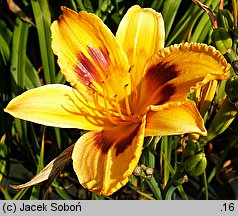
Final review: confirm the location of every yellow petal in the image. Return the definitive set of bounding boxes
[4,84,112,130]
[116,5,165,90]
[51,7,130,100]
[194,80,218,117]
[137,42,230,113]
[72,117,146,195]
[145,100,207,136]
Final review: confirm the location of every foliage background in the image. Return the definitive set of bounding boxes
[0,0,237,200]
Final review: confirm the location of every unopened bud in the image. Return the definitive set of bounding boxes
[203,98,238,143]
[184,152,207,177]
[182,140,201,162]
[217,9,234,32]
[212,28,232,54]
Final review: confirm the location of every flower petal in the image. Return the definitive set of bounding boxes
[72,117,146,195]
[145,100,207,136]
[137,43,230,113]
[4,84,112,130]
[116,5,165,90]
[194,80,218,117]
[51,7,130,100]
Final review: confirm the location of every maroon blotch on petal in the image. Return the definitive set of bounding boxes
[115,124,141,155]
[87,46,110,70]
[156,84,176,105]
[94,124,141,156]
[145,61,179,87]
[74,52,101,85]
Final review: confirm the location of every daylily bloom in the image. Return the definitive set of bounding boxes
[5,5,230,195]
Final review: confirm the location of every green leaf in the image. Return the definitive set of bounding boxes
[30,0,55,84]
[161,0,182,39]
[0,187,12,200]
[52,181,72,200]
[30,128,45,200]
[10,18,30,95]
[13,188,29,200]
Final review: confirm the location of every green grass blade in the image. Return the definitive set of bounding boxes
[0,19,12,64]
[151,0,164,11]
[161,136,171,186]
[145,176,163,200]
[13,188,29,200]
[0,134,7,183]
[69,0,78,11]
[54,128,62,151]
[0,187,12,200]
[30,129,45,200]
[30,0,55,84]
[166,3,203,45]
[161,151,188,200]
[55,71,66,84]
[25,58,42,89]
[52,181,72,200]
[1,18,40,90]
[214,80,227,102]
[13,119,36,165]
[0,34,10,66]
[161,0,182,39]
[189,0,220,42]
[75,0,87,11]
[10,18,29,95]
[76,0,94,12]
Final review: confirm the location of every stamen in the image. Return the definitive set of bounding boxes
[114,95,126,121]
[102,81,119,125]
[93,90,104,112]
[124,84,132,117]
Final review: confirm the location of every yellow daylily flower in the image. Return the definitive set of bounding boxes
[5,5,230,196]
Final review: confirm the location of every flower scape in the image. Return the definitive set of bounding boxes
[4,5,230,196]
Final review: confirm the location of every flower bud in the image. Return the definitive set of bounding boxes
[203,98,238,143]
[184,152,207,177]
[216,9,234,32]
[182,140,201,162]
[212,28,232,54]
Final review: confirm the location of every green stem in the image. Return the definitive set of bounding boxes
[145,176,163,200]
[163,183,177,200]
[203,171,208,200]
[163,165,186,199]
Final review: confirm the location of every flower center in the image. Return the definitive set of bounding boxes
[91,80,141,126]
